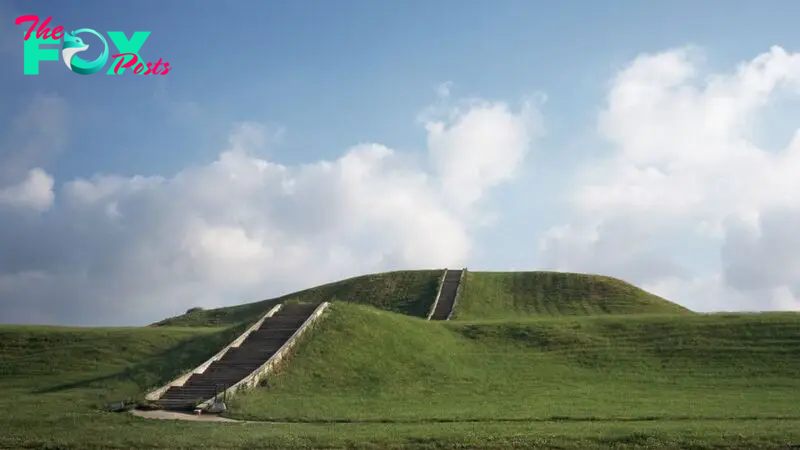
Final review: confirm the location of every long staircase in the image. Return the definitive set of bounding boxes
[154,302,321,411]
[429,268,464,321]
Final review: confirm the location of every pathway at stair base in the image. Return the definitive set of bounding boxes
[153,303,320,411]
[430,269,464,321]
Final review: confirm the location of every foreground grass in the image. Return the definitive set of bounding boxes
[453,271,693,320]
[0,324,246,448]
[3,303,799,448]
[4,417,800,449]
[230,304,799,424]
[155,269,442,327]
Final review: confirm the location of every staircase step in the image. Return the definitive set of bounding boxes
[165,387,216,396]
[430,269,464,321]
[224,347,280,356]
[154,303,321,411]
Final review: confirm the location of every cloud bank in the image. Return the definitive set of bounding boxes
[0,95,542,325]
[541,45,800,312]
[4,45,800,326]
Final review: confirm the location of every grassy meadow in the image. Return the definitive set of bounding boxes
[229,304,800,423]
[2,270,799,449]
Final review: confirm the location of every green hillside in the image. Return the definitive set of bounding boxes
[154,269,442,327]
[0,324,245,395]
[227,303,799,423]
[156,270,689,328]
[4,269,799,449]
[454,271,692,319]
[0,324,253,448]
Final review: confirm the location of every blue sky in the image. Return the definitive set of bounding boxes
[7,0,800,176]
[3,0,800,325]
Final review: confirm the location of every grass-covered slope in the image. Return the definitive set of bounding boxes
[155,269,688,327]
[0,324,251,448]
[453,271,692,319]
[0,324,245,395]
[3,306,800,448]
[229,303,799,422]
[154,269,442,327]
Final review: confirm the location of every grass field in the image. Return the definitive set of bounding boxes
[3,270,800,449]
[228,304,800,423]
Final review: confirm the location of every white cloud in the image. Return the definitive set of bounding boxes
[643,274,800,313]
[10,44,800,322]
[543,45,800,312]
[0,96,544,325]
[427,98,543,209]
[0,168,55,212]
[721,208,800,293]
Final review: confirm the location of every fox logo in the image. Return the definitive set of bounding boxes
[61,30,109,75]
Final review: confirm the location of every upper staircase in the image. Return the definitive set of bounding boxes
[152,302,322,411]
[428,268,464,321]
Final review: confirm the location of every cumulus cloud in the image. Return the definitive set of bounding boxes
[0,168,55,212]
[542,45,800,312]
[0,95,543,325]
[721,208,800,294]
[10,44,800,322]
[540,218,689,286]
[427,99,543,209]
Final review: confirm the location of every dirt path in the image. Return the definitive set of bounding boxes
[131,409,246,422]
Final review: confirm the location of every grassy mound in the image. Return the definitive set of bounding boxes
[8,269,793,449]
[155,269,442,327]
[154,270,688,328]
[228,303,799,423]
[2,305,800,448]
[453,271,692,319]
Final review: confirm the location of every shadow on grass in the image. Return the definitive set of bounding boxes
[34,323,249,395]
